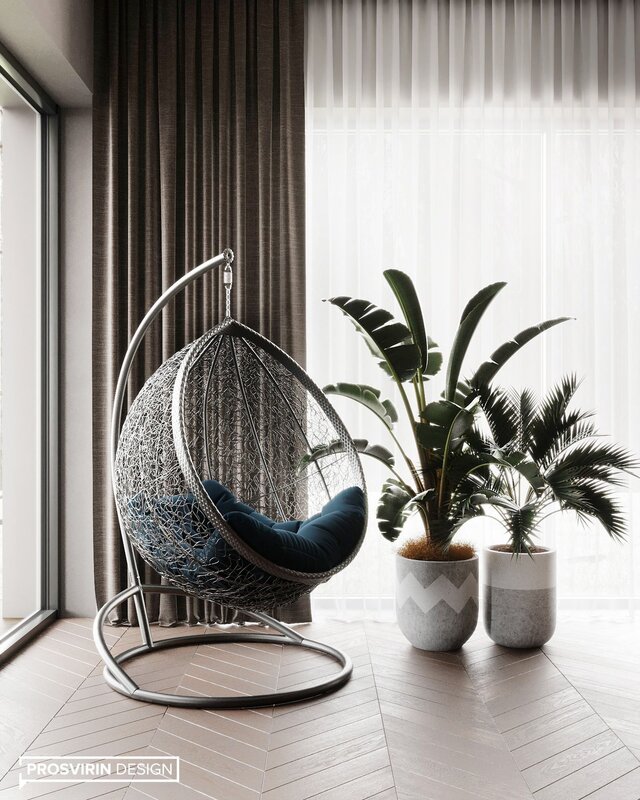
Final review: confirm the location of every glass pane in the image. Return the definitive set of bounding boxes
[0,76,42,636]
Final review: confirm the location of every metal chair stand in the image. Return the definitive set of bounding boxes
[93,249,364,709]
[94,585,352,710]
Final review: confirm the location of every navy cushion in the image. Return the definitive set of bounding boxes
[203,481,365,572]
[128,481,365,575]
[203,480,275,527]
[128,492,232,576]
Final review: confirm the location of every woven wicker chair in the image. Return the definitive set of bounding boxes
[93,249,367,708]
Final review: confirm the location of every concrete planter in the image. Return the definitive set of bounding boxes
[483,545,556,648]
[395,554,479,651]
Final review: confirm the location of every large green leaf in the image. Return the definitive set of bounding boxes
[445,282,506,401]
[298,438,396,474]
[353,439,397,469]
[377,479,415,541]
[424,337,443,378]
[323,382,398,430]
[417,400,477,453]
[470,317,572,390]
[493,450,546,495]
[468,491,520,513]
[416,422,448,451]
[383,269,428,372]
[446,378,474,406]
[428,517,459,547]
[325,296,421,382]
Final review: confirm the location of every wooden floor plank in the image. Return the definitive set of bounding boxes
[533,747,639,800]
[1,615,639,800]
[522,730,624,792]
[512,714,609,770]
[504,700,593,751]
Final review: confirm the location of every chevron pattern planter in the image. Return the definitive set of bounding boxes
[395,554,479,651]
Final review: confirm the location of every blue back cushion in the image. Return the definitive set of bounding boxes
[202,480,365,572]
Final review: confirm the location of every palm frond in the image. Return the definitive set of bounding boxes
[554,479,627,540]
[529,374,582,461]
[449,471,509,519]
[462,425,493,457]
[504,506,544,554]
[477,384,519,450]
[512,387,538,452]
[546,441,638,485]
[540,418,598,467]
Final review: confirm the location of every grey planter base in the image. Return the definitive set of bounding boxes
[483,546,557,649]
[395,554,478,651]
[484,585,556,648]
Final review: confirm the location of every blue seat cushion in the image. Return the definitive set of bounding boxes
[128,492,230,570]
[202,480,365,573]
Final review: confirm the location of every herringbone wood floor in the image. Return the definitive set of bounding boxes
[1,614,639,799]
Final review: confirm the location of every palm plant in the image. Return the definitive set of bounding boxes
[308,270,569,555]
[452,375,637,553]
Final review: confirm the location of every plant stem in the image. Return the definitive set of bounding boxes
[395,433,424,494]
[394,378,426,493]
[413,374,427,416]
[417,502,431,543]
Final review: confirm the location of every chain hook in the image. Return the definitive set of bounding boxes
[223,248,234,318]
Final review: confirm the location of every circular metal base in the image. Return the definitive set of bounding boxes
[94,584,353,709]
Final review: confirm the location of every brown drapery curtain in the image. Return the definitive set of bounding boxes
[92,0,309,625]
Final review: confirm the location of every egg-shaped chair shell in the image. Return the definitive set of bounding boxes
[114,317,366,612]
[93,250,368,710]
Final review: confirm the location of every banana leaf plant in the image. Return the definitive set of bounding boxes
[306,269,570,554]
[450,375,638,554]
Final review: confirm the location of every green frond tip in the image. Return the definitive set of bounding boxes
[546,440,638,486]
[418,400,476,454]
[325,295,421,382]
[470,317,572,390]
[323,382,398,429]
[298,438,396,474]
[556,480,627,540]
[445,282,506,402]
[424,338,443,378]
[383,269,429,373]
[377,479,415,541]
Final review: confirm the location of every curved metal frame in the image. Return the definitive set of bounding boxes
[171,317,367,586]
[94,585,352,709]
[94,250,356,708]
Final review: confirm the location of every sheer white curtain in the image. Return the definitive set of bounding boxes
[305,0,640,617]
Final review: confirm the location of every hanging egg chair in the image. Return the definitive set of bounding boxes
[93,249,367,708]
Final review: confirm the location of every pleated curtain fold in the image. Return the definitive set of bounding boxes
[93,0,309,625]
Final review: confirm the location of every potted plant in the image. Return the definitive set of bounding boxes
[313,271,568,651]
[453,375,637,648]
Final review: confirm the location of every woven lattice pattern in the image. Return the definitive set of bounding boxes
[114,319,366,612]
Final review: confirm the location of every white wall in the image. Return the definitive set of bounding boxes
[23,0,92,94]
[0,0,92,105]
[0,0,95,616]
[59,107,93,616]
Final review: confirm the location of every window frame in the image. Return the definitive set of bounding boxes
[0,42,59,661]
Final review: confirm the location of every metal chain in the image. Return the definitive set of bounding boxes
[223,248,234,318]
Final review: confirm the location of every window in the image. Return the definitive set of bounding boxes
[305,0,640,615]
[0,43,58,658]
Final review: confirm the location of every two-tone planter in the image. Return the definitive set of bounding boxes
[395,554,479,651]
[483,545,556,648]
